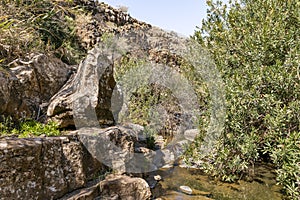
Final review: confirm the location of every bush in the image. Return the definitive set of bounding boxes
[186,0,300,198]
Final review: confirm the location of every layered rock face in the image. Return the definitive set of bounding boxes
[0,134,105,200]
[0,126,156,200]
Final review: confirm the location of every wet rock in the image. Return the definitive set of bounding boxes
[100,174,151,200]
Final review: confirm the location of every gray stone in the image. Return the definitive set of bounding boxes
[179,185,193,195]
[100,174,152,200]
[0,134,105,200]
[47,45,117,128]
[0,54,73,120]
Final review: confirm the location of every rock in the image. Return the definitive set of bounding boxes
[78,126,137,174]
[122,123,145,141]
[161,164,174,169]
[155,135,165,149]
[0,134,106,200]
[0,54,73,120]
[154,175,162,181]
[179,185,193,195]
[135,146,152,154]
[184,129,199,141]
[10,54,73,104]
[47,44,117,128]
[0,69,30,119]
[58,180,101,200]
[150,182,164,199]
[100,174,152,200]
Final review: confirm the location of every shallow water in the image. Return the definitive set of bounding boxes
[156,164,285,200]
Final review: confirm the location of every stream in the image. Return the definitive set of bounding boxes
[151,163,285,200]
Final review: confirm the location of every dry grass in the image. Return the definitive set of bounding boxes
[0,0,87,66]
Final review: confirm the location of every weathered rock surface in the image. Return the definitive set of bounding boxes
[10,54,73,104]
[100,174,151,200]
[0,134,106,200]
[0,54,73,120]
[59,174,152,200]
[0,69,29,119]
[47,44,117,128]
[78,126,137,174]
[0,124,158,200]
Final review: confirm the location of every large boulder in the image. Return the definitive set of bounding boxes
[58,174,152,200]
[0,134,106,200]
[47,44,117,128]
[78,126,139,174]
[100,174,152,200]
[0,54,73,120]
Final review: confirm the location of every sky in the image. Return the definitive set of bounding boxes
[100,0,209,37]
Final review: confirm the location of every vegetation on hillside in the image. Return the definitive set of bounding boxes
[185,0,300,198]
[0,0,87,67]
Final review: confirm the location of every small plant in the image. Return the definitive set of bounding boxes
[0,115,60,138]
[12,120,60,138]
[0,116,15,136]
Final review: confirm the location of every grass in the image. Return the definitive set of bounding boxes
[0,116,60,138]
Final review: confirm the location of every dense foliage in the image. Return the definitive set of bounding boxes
[186,0,299,198]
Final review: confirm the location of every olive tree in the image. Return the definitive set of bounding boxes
[187,0,299,198]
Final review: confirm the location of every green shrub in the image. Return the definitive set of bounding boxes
[186,0,300,198]
[0,116,60,138]
[13,120,60,138]
[266,131,300,199]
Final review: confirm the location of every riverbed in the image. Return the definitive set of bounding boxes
[154,163,284,200]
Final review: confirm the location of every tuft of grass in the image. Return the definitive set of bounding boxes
[0,115,60,138]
